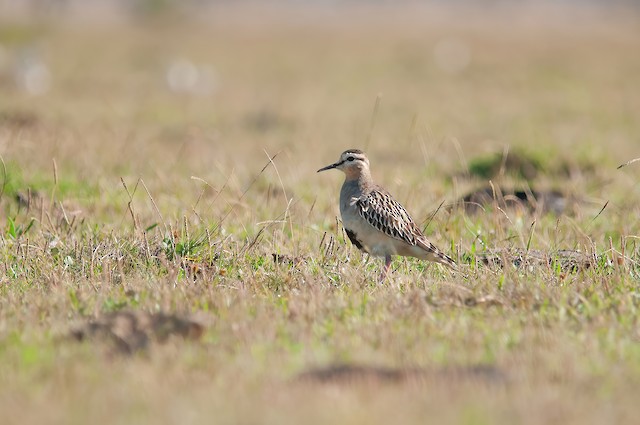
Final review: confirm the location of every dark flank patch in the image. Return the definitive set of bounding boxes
[344,228,364,251]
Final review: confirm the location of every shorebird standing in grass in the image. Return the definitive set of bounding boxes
[318,149,456,281]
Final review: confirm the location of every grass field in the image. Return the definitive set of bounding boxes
[1,3,640,424]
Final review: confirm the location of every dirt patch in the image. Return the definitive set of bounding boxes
[70,311,205,355]
[0,110,40,129]
[456,187,575,216]
[477,248,599,272]
[296,364,507,386]
[272,253,307,267]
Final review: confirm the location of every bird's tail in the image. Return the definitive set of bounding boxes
[418,239,458,270]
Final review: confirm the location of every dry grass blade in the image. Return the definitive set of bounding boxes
[617,157,640,169]
[364,93,383,151]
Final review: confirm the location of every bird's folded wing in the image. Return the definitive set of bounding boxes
[356,187,422,246]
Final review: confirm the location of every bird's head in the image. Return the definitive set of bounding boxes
[317,149,370,179]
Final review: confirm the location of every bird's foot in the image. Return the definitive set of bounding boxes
[378,255,392,283]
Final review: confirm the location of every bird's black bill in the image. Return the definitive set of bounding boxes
[317,161,341,172]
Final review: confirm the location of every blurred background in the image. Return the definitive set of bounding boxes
[0,0,639,228]
[3,5,640,424]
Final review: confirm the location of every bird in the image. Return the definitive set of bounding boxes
[318,149,456,281]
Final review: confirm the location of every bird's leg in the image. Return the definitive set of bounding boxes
[379,255,392,283]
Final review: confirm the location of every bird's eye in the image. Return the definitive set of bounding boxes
[347,157,355,162]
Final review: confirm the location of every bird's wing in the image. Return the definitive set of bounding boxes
[355,187,457,269]
[355,187,423,246]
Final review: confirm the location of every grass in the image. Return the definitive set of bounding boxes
[1,3,640,424]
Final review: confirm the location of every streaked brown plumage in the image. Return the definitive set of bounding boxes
[318,149,456,281]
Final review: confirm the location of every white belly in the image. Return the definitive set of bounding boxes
[342,212,398,258]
